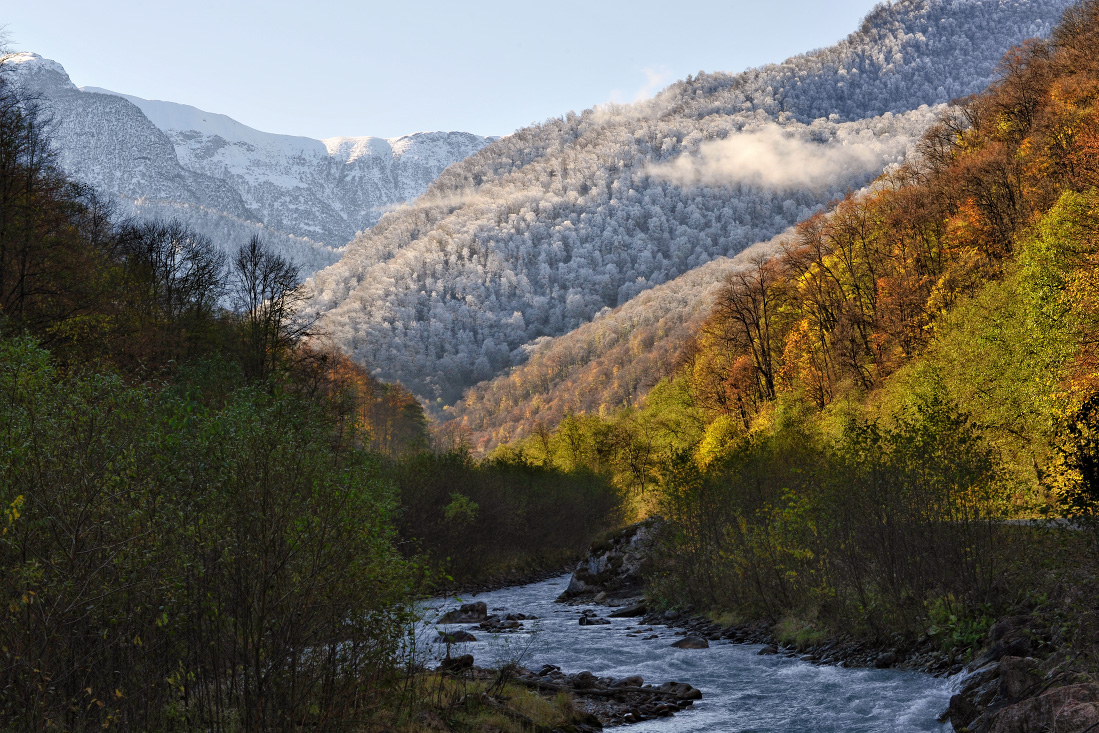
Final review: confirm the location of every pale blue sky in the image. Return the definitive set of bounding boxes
[4,1,880,139]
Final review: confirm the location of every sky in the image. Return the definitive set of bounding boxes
[3,0,881,140]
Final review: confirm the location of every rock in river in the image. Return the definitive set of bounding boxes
[579,615,611,626]
[671,636,710,649]
[438,601,488,624]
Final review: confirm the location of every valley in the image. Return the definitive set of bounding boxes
[4,1,1099,731]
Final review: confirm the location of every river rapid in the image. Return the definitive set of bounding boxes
[420,574,954,732]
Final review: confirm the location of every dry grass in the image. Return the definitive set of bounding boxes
[379,672,582,732]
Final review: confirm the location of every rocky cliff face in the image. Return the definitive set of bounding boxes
[6,53,493,275]
[558,518,665,601]
[89,87,494,248]
[941,614,1099,732]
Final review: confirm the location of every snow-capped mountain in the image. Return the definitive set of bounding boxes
[7,53,493,274]
[82,88,494,249]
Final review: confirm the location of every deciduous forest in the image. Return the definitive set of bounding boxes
[493,0,1099,652]
[0,59,618,730]
[10,0,1099,730]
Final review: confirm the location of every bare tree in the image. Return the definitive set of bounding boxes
[232,234,309,381]
[0,54,65,322]
[707,254,787,401]
[116,219,226,322]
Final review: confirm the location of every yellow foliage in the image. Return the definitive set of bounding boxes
[694,414,744,470]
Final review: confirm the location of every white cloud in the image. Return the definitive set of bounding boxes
[647,122,895,190]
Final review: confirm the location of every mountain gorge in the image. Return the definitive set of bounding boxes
[306,0,1076,405]
[11,2,1099,729]
[8,53,493,275]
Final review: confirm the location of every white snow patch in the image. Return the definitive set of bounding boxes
[2,52,74,87]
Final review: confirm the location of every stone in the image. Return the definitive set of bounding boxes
[998,656,1040,701]
[1002,634,1033,659]
[558,518,665,601]
[961,662,1001,699]
[671,636,709,649]
[438,601,488,624]
[608,602,648,618]
[988,683,1099,733]
[579,615,611,626]
[971,641,1008,669]
[946,693,981,730]
[573,671,598,689]
[758,645,779,655]
[659,681,703,700]
[438,654,474,673]
[989,616,1031,642]
[477,615,519,632]
[611,675,644,688]
[437,630,477,644]
[874,651,898,668]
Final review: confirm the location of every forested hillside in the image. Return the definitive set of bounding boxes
[496,0,1099,656]
[0,53,618,729]
[441,234,788,451]
[308,0,1073,403]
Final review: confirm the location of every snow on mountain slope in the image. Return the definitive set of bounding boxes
[8,53,493,275]
[307,0,1076,403]
[83,87,495,248]
[8,53,253,220]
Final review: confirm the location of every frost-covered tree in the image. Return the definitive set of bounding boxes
[306,0,1075,403]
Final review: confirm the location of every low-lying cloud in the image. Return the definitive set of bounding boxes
[648,123,895,190]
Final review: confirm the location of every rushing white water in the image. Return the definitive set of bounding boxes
[420,574,954,732]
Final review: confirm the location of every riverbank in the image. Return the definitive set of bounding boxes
[425,573,952,731]
[636,609,959,676]
[434,558,582,598]
[556,518,1099,731]
[563,595,1099,731]
[386,666,605,732]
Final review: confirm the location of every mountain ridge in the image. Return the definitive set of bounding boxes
[307,0,1076,403]
[7,52,493,273]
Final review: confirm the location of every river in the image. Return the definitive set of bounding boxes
[419,574,954,732]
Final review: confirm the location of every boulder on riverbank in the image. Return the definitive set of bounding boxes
[439,653,474,672]
[558,518,665,601]
[933,612,1099,732]
[608,602,647,618]
[987,683,1099,732]
[512,665,702,726]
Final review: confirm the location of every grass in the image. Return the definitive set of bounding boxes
[384,671,588,732]
[775,611,828,650]
[707,610,743,628]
